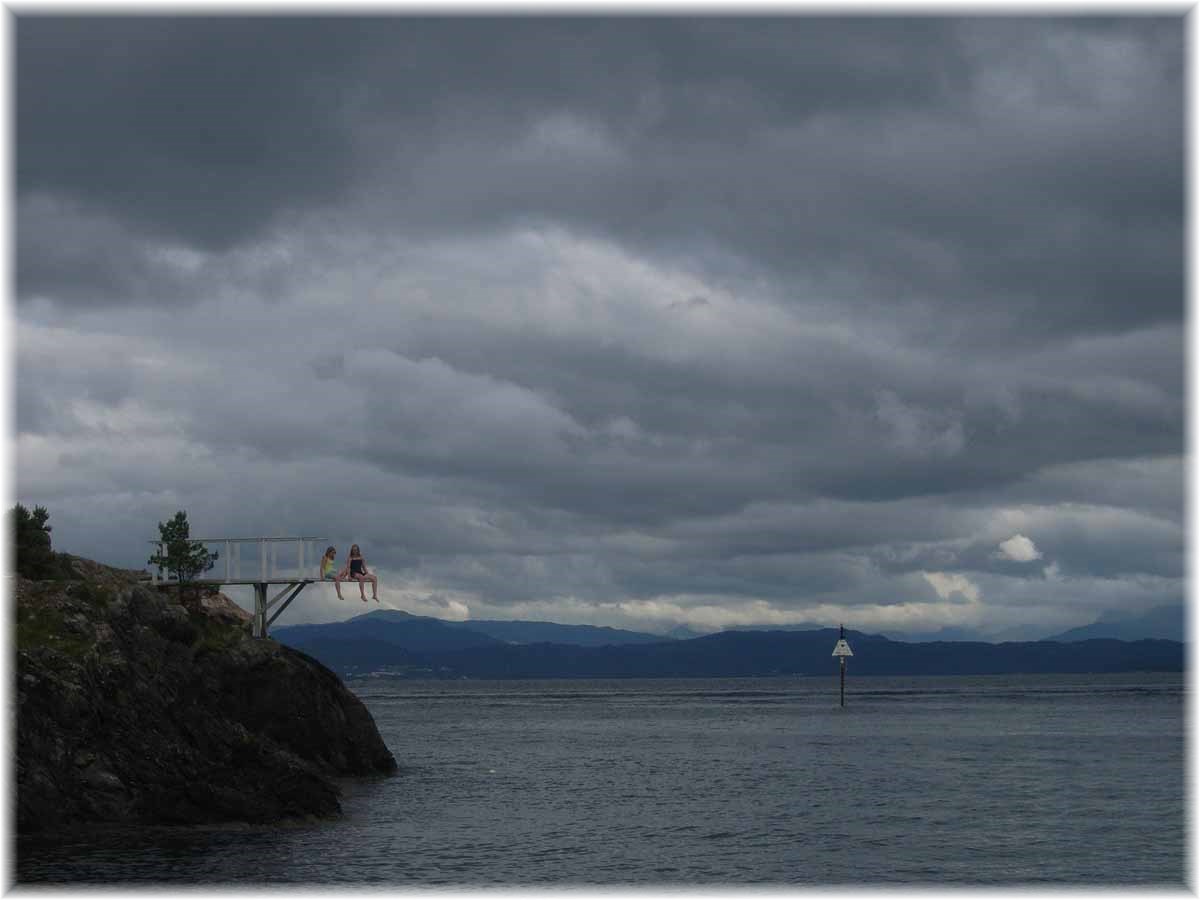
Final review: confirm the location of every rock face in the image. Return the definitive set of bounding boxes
[16,555,398,833]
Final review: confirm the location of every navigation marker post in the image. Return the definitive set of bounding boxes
[831,624,854,708]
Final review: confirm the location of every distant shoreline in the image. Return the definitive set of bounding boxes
[273,611,1184,680]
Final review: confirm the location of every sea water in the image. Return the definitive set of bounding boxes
[17,672,1185,885]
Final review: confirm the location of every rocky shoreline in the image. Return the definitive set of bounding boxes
[16,555,397,833]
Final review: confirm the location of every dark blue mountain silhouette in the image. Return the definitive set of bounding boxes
[1046,605,1184,643]
[272,609,503,654]
[439,617,667,646]
[273,619,1183,679]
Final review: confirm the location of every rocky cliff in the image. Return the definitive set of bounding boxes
[16,555,398,833]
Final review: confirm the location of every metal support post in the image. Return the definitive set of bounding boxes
[253,583,267,638]
[266,583,310,629]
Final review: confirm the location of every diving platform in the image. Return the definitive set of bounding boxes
[147,536,327,638]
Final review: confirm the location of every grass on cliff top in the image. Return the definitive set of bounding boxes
[16,552,249,660]
[17,596,246,660]
[16,578,117,661]
[16,601,93,659]
[14,547,256,667]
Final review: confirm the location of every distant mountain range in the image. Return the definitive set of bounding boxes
[441,616,668,647]
[882,625,1041,643]
[273,610,505,655]
[662,624,710,641]
[877,605,1186,645]
[272,611,1183,679]
[272,609,666,654]
[1045,605,1185,643]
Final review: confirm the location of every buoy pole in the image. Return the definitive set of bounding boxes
[831,624,853,709]
[840,654,846,708]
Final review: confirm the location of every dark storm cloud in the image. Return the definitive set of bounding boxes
[17,17,371,250]
[14,16,1184,636]
[17,17,963,246]
[337,316,1179,523]
[19,16,1183,347]
[1004,457,1183,525]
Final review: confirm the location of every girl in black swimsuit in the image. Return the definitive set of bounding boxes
[346,544,379,602]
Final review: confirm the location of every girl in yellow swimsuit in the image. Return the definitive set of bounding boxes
[320,546,346,600]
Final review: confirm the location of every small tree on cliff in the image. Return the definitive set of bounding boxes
[11,503,57,579]
[147,511,218,583]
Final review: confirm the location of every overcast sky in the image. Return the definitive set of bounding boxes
[14,15,1184,638]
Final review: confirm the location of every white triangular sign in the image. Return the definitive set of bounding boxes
[832,639,853,657]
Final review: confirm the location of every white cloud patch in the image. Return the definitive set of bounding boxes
[997,533,1042,563]
[512,113,627,166]
[921,571,982,604]
[616,596,810,631]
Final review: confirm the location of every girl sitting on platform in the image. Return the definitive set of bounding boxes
[320,546,347,601]
[347,544,379,602]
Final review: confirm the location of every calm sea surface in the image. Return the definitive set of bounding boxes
[18,672,1185,886]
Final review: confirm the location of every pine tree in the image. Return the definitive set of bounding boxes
[147,511,218,583]
[12,503,57,579]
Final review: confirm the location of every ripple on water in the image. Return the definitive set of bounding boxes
[17,673,1185,886]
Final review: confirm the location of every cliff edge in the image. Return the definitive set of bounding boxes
[16,554,398,832]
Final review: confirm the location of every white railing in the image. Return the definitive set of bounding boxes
[147,536,327,584]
